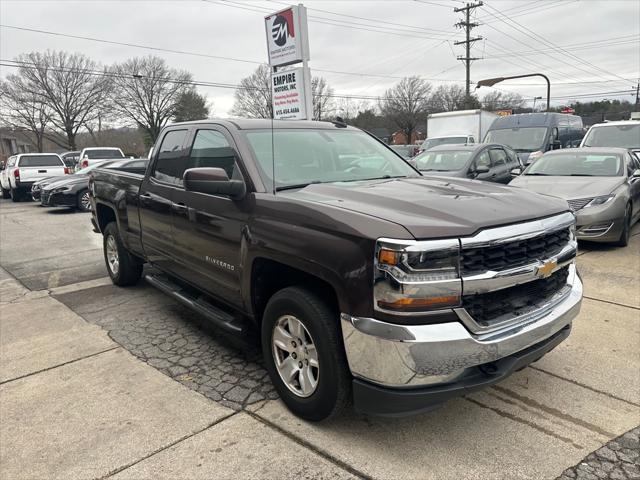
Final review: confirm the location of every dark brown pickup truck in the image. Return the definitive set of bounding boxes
[90,119,583,421]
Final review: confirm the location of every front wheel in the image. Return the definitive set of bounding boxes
[614,204,632,247]
[103,222,143,286]
[261,287,351,421]
[77,189,92,212]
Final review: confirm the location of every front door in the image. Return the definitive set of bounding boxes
[488,147,511,183]
[139,128,189,273]
[170,127,250,308]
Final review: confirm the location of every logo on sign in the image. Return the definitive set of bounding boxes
[271,10,295,47]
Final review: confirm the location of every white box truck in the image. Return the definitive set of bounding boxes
[423,110,498,151]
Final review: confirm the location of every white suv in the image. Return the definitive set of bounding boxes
[1,153,68,202]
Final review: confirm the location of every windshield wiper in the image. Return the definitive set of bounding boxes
[339,175,406,183]
[421,169,451,172]
[567,174,595,176]
[275,181,321,192]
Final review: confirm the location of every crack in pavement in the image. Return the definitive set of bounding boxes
[582,295,640,311]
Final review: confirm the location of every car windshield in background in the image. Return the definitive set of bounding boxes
[524,153,623,177]
[582,124,640,148]
[414,150,472,171]
[85,149,125,159]
[74,161,117,174]
[421,137,467,150]
[390,146,413,159]
[243,129,417,190]
[484,127,548,152]
[19,155,62,167]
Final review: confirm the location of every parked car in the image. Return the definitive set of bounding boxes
[389,145,416,159]
[41,158,148,211]
[78,147,125,169]
[420,135,473,151]
[580,120,640,156]
[426,109,498,147]
[31,160,121,201]
[60,151,81,171]
[91,119,581,421]
[0,153,69,201]
[414,143,522,184]
[484,113,584,165]
[510,147,640,246]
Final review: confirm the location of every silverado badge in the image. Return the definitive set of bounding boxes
[536,260,557,278]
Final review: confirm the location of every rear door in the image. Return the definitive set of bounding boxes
[170,126,249,307]
[138,128,189,273]
[16,155,66,185]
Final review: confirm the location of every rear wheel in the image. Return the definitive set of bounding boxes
[77,189,92,212]
[1,187,10,199]
[10,188,20,202]
[614,204,632,247]
[261,287,351,421]
[103,222,143,286]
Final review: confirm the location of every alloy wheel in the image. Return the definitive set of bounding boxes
[272,315,319,398]
[80,191,91,211]
[105,235,120,276]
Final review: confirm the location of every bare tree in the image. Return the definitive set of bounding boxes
[335,98,372,122]
[230,64,273,119]
[481,91,525,111]
[429,84,467,112]
[380,76,432,144]
[311,77,335,121]
[12,51,110,150]
[110,55,193,144]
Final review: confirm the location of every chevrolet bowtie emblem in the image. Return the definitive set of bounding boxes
[536,260,557,278]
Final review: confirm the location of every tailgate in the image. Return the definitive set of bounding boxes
[19,166,67,183]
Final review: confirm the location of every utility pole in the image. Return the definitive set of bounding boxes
[454,2,483,109]
[635,81,639,112]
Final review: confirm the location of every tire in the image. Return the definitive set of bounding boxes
[614,204,632,247]
[1,187,10,199]
[77,189,92,212]
[10,188,20,202]
[103,222,143,286]
[261,286,351,421]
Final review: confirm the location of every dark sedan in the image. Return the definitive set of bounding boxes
[413,143,523,184]
[31,161,120,201]
[40,158,148,211]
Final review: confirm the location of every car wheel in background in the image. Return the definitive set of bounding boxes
[261,286,351,421]
[614,204,632,247]
[1,187,10,199]
[102,222,143,286]
[77,189,92,212]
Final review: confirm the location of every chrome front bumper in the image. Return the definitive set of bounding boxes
[341,264,582,388]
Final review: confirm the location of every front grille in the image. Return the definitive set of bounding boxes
[567,198,593,212]
[461,227,570,275]
[462,266,569,327]
[40,191,51,205]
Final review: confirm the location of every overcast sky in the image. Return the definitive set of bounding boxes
[1,0,638,117]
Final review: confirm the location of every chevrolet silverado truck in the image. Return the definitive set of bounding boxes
[90,119,582,421]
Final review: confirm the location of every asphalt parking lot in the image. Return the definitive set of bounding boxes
[1,198,639,480]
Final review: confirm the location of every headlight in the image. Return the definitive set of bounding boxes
[584,195,614,208]
[52,186,72,193]
[374,239,461,313]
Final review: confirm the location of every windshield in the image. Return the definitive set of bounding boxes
[414,150,472,171]
[484,127,549,151]
[422,136,467,150]
[582,124,640,149]
[84,149,124,159]
[19,155,63,167]
[524,152,623,177]
[243,129,417,190]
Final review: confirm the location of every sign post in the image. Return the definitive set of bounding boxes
[265,4,312,120]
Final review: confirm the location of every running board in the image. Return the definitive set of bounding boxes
[144,272,245,334]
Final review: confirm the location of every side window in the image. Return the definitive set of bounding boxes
[505,147,519,165]
[153,129,188,184]
[468,136,475,144]
[7,156,17,167]
[186,130,241,180]
[489,148,507,166]
[476,150,491,168]
[627,154,638,176]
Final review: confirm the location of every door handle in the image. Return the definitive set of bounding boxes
[172,202,188,212]
[140,192,152,198]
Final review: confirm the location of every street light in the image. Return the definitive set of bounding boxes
[532,96,542,111]
[476,73,551,112]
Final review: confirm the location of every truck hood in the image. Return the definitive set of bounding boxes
[510,175,624,200]
[43,174,88,191]
[280,177,569,239]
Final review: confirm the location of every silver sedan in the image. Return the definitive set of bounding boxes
[510,147,640,246]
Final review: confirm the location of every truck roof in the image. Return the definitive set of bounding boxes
[171,118,358,131]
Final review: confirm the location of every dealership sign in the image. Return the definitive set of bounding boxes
[264,5,310,68]
[271,67,308,120]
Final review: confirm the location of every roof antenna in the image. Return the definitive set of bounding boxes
[332,116,348,128]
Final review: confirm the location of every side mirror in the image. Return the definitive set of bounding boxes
[632,169,640,179]
[184,167,246,199]
[510,167,522,176]
[474,165,490,175]
[552,140,562,150]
